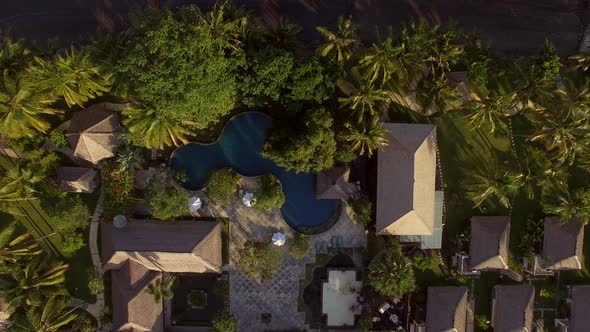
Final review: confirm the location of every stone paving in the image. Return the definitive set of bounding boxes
[201,186,367,332]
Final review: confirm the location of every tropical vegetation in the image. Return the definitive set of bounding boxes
[253,174,285,211]
[204,168,240,205]
[238,241,283,280]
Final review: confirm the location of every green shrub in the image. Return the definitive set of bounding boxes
[71,313,97,332]
[49,130,68,147]
[288,233,310,259]
[204,168,240,205]
[87,268,104,295]
[49,196,92,257]
[212,311,238,332]
[102,161,135,219]
[239,241,283,280]
[254,174,285,211]
[412,254,443,272]
[368,242,415,296]
[348,196,372,227]
[145,176,188,220]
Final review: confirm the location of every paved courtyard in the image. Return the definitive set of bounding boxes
[201,184,367,331]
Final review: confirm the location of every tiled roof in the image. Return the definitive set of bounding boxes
[470,216,510,270]
[542,217,584,270]
[426,286,468,332]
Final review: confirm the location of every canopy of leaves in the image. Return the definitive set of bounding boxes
[116,5,245,130]
[204,168,240,205]
[368,242,415,296]
[348,196,372,227]
[212,311,238,332]
[288,233,310,259]
[48,196,91,257]
[254,174,285,211]
[542,182,590,224]
[145,176,188,220]
[238,241,283,280]
[263,108,337,173]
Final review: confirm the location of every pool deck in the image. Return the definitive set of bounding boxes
[199,184,367,331]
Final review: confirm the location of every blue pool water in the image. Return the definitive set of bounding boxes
[170,112,338,231]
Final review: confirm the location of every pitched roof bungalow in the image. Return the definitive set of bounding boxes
[102,219,222,332]
[469,216,510,271]
[425,286,469,332]
[316,167,357,200]
[567,285,590,331]
[57,167,98,193]
[66,105,121,164]
[541,217,584,271]
[492,285,534,332]
[376,123,437,236]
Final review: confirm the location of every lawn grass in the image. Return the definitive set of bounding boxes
[65,244,96,303]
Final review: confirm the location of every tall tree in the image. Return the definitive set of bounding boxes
[28,47,112,107]
[467,86,517,134]
[0,39,33,73]
[122,107,190,149]
[368,242,415,297]
[316,16,359,63]
[337,67,387,123]
[146,275,176,303]
[0,70,60,138]
[463,162,523,209]
[9,295,77,332]
[0,166,43,205]
[262,17,303,51]
[344,117,389,157]
[542,182,590,224]
[0,223,42,264]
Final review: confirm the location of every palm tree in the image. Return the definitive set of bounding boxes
[542,182,590,224]
[262,17,303,51]
[10,295,77,332]
[344,117,389,157]
[0,223,42,264]
[463,162,523,209]
[0,166,43,204]
[520,147,568,199]
[569,52,590,72]
[0,38,33,74]
[0,70,61,138]
[122,107,190,149]
[368,242,415,297]
[0,257,68,307]
[316,16,359,63]
[116,146,145,175]
[198,2,248,52]
[423,24,463,78]
[415,77,462,116]
[467,87,517,134]
[146,275,176,303]
[360,36,403,85]
[28,47,112,108]
[337,67,387,123]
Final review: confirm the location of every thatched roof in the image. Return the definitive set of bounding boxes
[570,285,590,332]
[541,217,584,270]
[492,285,534,332]
[66,106,121,164]
[426,286,468,332]
[102,219,222,274]
[111,260,163,332]
[57,167,98,193]
[316,167,357,200]
[376,123,437,236]
[470,216,510,270]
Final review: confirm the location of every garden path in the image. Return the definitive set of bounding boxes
[203,195,366,331]
[85,185,106,330]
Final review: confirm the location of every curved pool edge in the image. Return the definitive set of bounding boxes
[168,111,340,235]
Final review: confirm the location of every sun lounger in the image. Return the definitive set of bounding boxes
[315,241,321,253]
[322,241,329,254]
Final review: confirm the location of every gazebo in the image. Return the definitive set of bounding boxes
[315,167,357,200]
[57,167,98,193]
[66,105,121,164]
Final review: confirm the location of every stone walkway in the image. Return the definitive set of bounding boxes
[86,185,106,330]
[203,192,367,332]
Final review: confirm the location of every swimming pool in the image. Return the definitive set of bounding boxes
[170,112,339,232]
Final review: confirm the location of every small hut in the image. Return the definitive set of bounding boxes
[66,106,121,164]
[315,167,357,200]
[57,167,98,193]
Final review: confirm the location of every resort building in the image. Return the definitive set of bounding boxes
[458,216,510,274]
[102,219,222,332]
[425,286,469,331]
[376,123,438,238]
[66,105,121,164]
[527,218,584,276]
[492,285,534,332]
[57,167,98,193]
[321,268,362,328]
[555,285,590,331]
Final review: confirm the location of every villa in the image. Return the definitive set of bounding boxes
[492,285,534,332]
[101,219,222,331]
[426,286,469,331]
[376,123,439,241]
[458,216,510,274]
[527,218,584,275]
[555,285,590,331]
